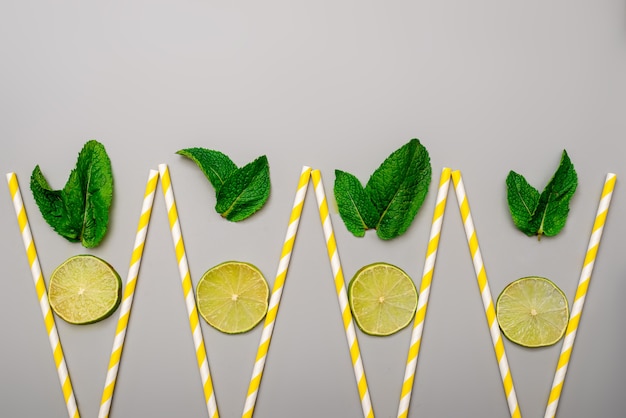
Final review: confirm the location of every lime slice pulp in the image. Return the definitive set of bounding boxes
[48,255,122,325]
[496,276,569,348]
[196,261,269,334]
[348,262,418,336]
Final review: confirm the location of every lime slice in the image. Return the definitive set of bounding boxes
[48,255,122,325]
[196,261,269,334]
[348,262,418,336]
[496,276,569,348]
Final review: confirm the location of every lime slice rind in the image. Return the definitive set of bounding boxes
[496,276,569,348]
[48,255,122,325]
[348,262,418,337]
[196,261,269,334]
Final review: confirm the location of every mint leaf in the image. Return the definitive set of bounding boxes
[506,171,540,235]
[30,166,81,242]
[505,150,577,238]
[333,170,379,237]
[334,138,432,240]
[215,155,270,221]
[176,148,237,193]
[530,150,577,237]
[365,139,431,240]
[30,140,113,248]
[178,148,271,222]
[70,141,113,247]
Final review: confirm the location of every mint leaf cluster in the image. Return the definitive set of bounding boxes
[333,139,432,240]
[30,140,114,248]
[506,150,578,238]
[177,148,270,222]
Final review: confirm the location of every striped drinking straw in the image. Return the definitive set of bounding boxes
[544,173,616,418]
[159,164,219,418]
[451,170,521,418]
[311,169,374,418]
[6,172,80,418]
[98,169,159,418]
[242,166,311,418]
[397,167,452,418]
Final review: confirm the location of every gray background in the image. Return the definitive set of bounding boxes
[1,1,625,417]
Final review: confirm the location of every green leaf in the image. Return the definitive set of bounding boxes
[505,150,577,238]
[333,170,379,237]
[215,155,270,221]
[365,139,432,240]
[506,171,540,236]
[530,150,578,237]
[176,148,237,193]
[30,166,81,242]
[30,140,113,247]
[333,138,432,240]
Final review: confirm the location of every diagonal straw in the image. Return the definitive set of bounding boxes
[158,164,219,418]
[6,172,80,418]
[311,169,374,418]
[451,170,521,418]
[397,167,452,418]
[98,169,159,418]
[242,166,312,418]
[544,173,616,418]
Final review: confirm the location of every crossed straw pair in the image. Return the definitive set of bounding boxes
[6,165,616,418]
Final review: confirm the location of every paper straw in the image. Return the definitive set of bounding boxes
[6,173,80,418]
[158,164,219,418]
[242,166,312,418]
[544,173,616,418]
[451,170,521,418]
[311,169,374,418]
[98,169,159,418]
[397,167,452,418]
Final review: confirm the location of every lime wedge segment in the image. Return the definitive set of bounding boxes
[48,255,122,325]
[496,276,569,348]
[348,262,418,336]
[196,261,269,334]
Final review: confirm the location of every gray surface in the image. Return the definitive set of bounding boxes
[1,1,625,417]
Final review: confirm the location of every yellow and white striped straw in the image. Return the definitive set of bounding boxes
[311,169,374,418]
[397,167,452,418]
[98,169,159,418]
[6,172,80,418]
[158,164,219,418]
[544,173,616,418]
[242,166,311,418]
[451,170,521,418]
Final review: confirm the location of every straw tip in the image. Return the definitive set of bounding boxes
[158,163,168,173]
